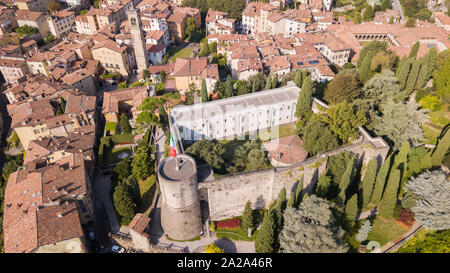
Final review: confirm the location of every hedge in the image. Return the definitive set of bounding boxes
[112,134,134,144]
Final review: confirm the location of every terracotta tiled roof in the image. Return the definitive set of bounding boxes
[173,57,208,77]
[128,213,151,237]
[263,135,308,165]
[238,58,263,73]
[3,154,88,253]
[9,99,55,128]
[102,86,148,114]
[16,10,43,22]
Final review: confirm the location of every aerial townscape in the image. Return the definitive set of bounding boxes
[0,0,448,255]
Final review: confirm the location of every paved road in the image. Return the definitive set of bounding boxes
[92,170,121,234]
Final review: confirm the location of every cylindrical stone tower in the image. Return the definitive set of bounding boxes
[158,154,202,241]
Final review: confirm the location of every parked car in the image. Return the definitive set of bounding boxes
[111,245,125,253]
[88,231,95,241]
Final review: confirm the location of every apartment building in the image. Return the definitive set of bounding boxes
[0,58,28,85]
[173,57,219,94]
[16,10,50,37]
[295,32,351,66]
[171,82,300,144]
[206,10,236,35]
[242,2,278,35]
[91,39,133,76]
[3,154,94,253]
[0,7,18,35]
[46,10,75,38]
[16,0,49,12]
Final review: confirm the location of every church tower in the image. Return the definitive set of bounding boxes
[128,9,149,73]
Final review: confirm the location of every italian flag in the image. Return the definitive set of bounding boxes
[169,134,177,158]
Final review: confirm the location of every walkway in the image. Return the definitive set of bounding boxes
[92,170,121,234]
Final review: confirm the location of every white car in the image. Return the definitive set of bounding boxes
[111,245,125,253]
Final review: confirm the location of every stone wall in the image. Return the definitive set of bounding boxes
[199,127,390,221]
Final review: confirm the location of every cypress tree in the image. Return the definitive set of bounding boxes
[295,76,313,118]
[265,75,272,90]
[225,76,234,98]
[271,75,279,89]
[415,61,428,90]
[393,141,410,176]
[295,175,304,207]
[294,70,303,87]
[338,157,354,207]
[287,193,295,208]
[424,47,437,80]
[255,210,276,253]
[370,154,393,204]
[242,201,254,231]
[345,194,358,226]
[379,169,401,218]
[359,53,372,82]
[397,57,412,90]
[315,174,332,199]
[431,128,450,167]
[302,192,309,202]
[252,80,257,92]
[113,183,136,224]
[405,60,421,93]
[201,79,208,102]
[409,42,420,59]
[361,158,378,208]
[120,113,132,134]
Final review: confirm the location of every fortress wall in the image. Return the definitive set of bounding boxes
[200,129,390,221]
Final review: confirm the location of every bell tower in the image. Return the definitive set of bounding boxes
[128,9,149,73]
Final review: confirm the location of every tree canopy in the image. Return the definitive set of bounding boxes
[279,195,349,253]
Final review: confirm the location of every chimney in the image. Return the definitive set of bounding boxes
[57,213,63,218]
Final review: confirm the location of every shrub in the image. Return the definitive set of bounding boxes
[205,243,224,253]
[209,221,216,232]
[112,134,134,144]
[419,95,442,110]
[216,218,241,229]
[105,122,118,133]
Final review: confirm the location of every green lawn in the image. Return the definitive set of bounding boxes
[215,227,259,241]
[423,102,450,145]
[103,146,132,165]
[169,47,193,62]
[366,216,409,247]
[137,175,156,215]
[258,124,297,141]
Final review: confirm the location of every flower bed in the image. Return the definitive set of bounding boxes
[216,218,241,229]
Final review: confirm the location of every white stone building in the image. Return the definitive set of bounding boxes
[46,11,75,38]
[171,82,301,144]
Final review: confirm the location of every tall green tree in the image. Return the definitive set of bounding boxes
[405,60,421,93]
[271,75,279,89]
[242,201,255,231]
[201,79,208,102]
[120,113,132,134]
[224,75,234,98]
[396,56,412,90]
[361,158,378,208]
[359,53,372,83]
[374,99,429,148]
[265,75,272,90]
[316,102,367,144]
[113,183,136,224]
[131,148,154,180]
[345,194,358,226]
[370,154,393,204]
[294,70,303,87]
[338,157,355,206]
[302,120,339,155]
[378,169,401,218]
[255,210,277,253]
[405,170,450,230]
[409,42,420,59]
[295,176,304,207]
[323,70,361,104]
[431,128,450,167]
[279,196,349,253]
[295,76,313,119]
[315,174,332,199]
[287,193,296,208]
